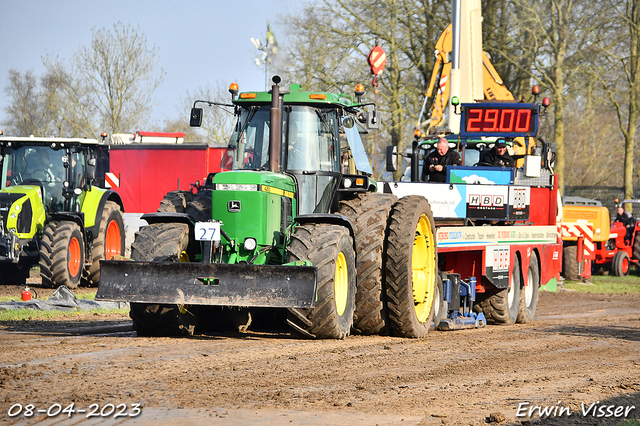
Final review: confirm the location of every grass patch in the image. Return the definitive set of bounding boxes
[564,274,640,294]
[617,421,640,426]
[0,307,129,322]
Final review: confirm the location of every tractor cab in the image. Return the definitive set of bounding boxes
[2,144,84,213]
[215,81,375,216]
[0,137,102,252]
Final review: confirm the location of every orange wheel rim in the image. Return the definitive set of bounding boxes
[622,257,629,274]
[105,220,122,259]
[68,237,81,277]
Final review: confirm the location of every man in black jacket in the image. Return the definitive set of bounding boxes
[615,206,635,243]
[480,139,514,167]
[422,137,462,182]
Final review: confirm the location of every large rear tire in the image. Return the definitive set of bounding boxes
[337,192,397,335]
[633,232,640,260]
[517,253,540,324]
[385,195,438,338]
[129,223,198,336]
[562,245,579,281]
[157,191,193,213]
[479,255,521,325]
[86,200,125,286]
[186,191,212,222]
[39,221,84,289]
[286,223,356,339]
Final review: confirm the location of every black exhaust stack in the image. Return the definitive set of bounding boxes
[269,75,282,172]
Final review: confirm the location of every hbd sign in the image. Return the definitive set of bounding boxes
[469,194,505,207]
[466,187,508,220]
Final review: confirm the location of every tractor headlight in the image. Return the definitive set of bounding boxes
[243,238,257,251]
[343,178,352,189]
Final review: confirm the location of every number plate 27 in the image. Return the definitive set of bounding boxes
[195,222,221,241]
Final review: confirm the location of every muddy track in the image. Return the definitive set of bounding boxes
[0,291,639,425]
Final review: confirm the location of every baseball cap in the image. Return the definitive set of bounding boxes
[495,139,507,148]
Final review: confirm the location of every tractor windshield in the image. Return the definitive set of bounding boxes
[1,145,85,213]
[220,105,340,174]
[221,106,271,171]
[285,106,339,173]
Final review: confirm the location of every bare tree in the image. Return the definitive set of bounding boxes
[280,0,448,179]
[164,82,236,145]
[2,69,45,136]
[587,0,640,205]
[42,22,164,139]
[487,0,600,192]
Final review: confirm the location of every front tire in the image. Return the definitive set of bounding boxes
[286,224,356,339]
[612,251,630,277]
[87,200,125,286]
[385,196,438,338]
[129,223,198,336]
[39,221,84,289]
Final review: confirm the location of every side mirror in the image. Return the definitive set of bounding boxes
[368,108,381,130]
[386,145,398,172]
[86,157,97,183]
[190,107,203,127]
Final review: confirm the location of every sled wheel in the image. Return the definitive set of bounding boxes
[432,273,448,329]
[479,255,521,325]
[517,253,540,323]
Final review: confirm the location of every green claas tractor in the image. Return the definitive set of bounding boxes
[0,135,125,288]
[96,76,438,339]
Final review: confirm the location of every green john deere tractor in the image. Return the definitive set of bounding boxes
[97,76,438,339]
[0,136,125,288]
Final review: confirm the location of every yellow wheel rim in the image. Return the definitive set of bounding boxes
[412,214,436,323]
[334,252,349,316]
[179,250,190,262]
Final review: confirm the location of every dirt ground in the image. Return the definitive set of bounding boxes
[0,284,639,426]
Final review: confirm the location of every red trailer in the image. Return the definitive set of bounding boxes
[107,144,224,214]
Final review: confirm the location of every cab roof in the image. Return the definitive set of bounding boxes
[0,136,101,147]
[233,84,359,108]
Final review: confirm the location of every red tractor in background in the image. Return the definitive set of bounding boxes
[561,198,640,278]
[602,199,640,276]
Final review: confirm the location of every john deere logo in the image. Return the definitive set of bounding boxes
[228,200,241,212]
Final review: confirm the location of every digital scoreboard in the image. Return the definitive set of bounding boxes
[460,103,540,138]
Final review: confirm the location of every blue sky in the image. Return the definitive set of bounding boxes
[0,0,301,131]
